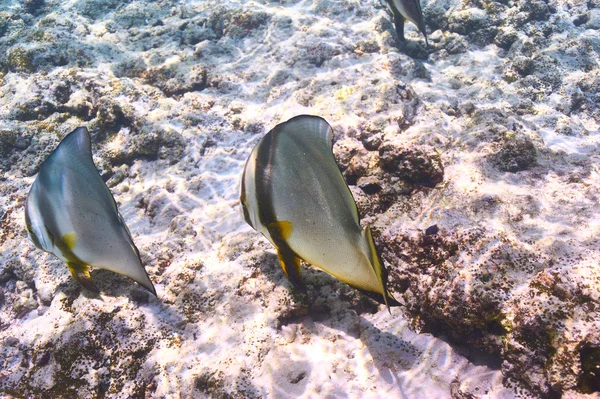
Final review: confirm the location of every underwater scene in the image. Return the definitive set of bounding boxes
[1,0,600,397]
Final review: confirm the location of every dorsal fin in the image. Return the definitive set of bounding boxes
[41,127,93,172]
[269,115,361,223]
[273,115,333,149]
[57,127,92,156]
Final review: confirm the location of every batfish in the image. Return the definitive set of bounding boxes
[386,0,428,46]
[240,115,399,309]
[25,127,157,296]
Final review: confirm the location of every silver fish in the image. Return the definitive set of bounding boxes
[387,0,428,45]
[25,127,156,296]
[241,115,398,309]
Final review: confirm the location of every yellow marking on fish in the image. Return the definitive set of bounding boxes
[364,226,394,310]
[268,221,293,241]
[55,232,84,264]
[364,227,382,279]
[60,232,77,250]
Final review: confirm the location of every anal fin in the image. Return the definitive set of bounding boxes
[67,262,99,294]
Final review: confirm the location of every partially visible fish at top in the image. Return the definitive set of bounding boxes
[24,127,157,297]
[240,115,399,311]
[386,0,428,46]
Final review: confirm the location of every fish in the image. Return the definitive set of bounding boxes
[240,115,399,309]
[386,0,428,46]
[24,127,157,296]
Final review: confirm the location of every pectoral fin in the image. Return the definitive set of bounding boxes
[55,232,81,263]
[267,221,293,241]
[59,232,101,293]
[67,262,99,294]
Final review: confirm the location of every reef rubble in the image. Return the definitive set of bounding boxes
[0,0,599,397]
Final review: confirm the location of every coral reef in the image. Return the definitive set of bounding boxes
[0,0,599,397]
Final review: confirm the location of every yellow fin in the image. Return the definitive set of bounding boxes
[58,233,98,293]
[276,248,305,292]
[267,221,293,241]
[67,262,99,293]
[266,221,305,291]
[364,226,397,312]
